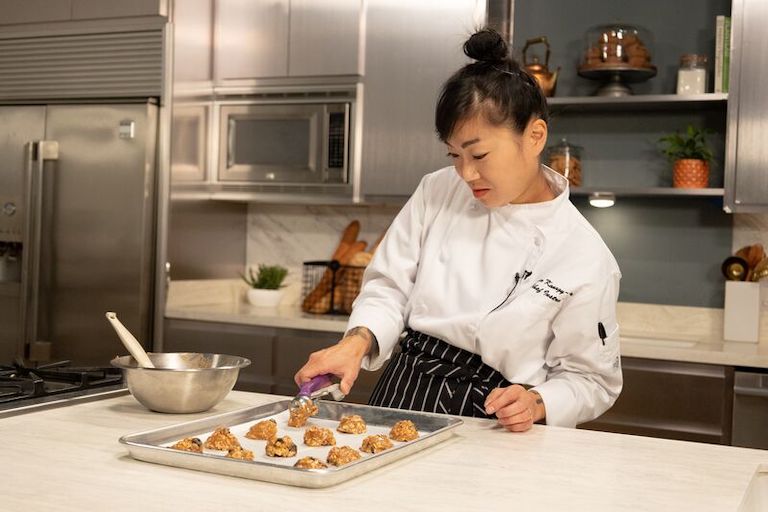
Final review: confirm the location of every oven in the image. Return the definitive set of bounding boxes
[218,100,351,186]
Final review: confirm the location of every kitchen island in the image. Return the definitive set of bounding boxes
[1,391,765,511]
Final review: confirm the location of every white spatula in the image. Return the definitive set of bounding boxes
[105,312,155,368]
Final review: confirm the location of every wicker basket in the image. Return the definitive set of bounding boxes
[301,260,366,315]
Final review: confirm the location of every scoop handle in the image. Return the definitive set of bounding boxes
[105,312,155,368]
[298,374,333,397]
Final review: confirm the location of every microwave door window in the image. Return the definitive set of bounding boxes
[227,117,320,182]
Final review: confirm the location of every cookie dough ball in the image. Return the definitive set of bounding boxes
[304,426,336,447]
[337,414,367,434]
[246,419,278,440]
[204,427,241,450]
[265,436,298,457]
[327,446,362,466]
[294,456,328,469]
[226,446,254,461]
[170,437,203,453]
[360,434,394,454]
[389,420,419,442]
[288,400,319,428]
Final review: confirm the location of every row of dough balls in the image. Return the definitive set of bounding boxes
[170,416,419,468]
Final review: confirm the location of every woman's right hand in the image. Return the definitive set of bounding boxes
[294,328,373,395]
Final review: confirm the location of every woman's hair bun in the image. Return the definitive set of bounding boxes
[463,28,509,64]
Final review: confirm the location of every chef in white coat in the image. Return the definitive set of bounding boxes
[296,28,623,431]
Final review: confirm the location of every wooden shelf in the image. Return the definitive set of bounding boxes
[548,93,728,111]
[570,187,725,198]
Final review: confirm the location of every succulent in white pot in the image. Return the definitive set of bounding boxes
[241,264,289,308]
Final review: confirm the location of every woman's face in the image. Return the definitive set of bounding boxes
[445,114,550,207]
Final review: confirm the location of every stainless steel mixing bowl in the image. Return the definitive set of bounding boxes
[110,353,251,413]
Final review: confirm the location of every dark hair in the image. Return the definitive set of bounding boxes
[435,28,549,142]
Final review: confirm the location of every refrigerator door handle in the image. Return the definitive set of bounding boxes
[19,140,59,356]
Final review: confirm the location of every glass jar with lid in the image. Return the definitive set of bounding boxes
[546,138,583,187]
[676,54,707,95]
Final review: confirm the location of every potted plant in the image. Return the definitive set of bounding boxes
[658,124,714,188]
[241,264,289,307]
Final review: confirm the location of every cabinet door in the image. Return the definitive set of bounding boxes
[173,0,213,84]
[360,0,486,197]
[580,357,734,444]
[0,0,71,24]
[171,104,209,182]
[288,0,363,77]
[163,319,276,393]
[214,0,289,80]
[725,0,768,211]
[273,329,385,405]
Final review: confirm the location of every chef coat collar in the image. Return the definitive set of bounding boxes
[490,165,570,232]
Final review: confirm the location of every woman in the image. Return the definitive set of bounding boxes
[295,28,622,432]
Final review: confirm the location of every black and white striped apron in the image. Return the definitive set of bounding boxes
[368,329,513,418]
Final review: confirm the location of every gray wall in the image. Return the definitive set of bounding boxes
[512,0,732,96]
[573,197,732,308]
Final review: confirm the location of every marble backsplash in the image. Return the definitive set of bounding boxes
[245,205,768,312]
[246,203,402,304]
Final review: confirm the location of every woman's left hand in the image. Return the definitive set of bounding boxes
[484,385,546,432]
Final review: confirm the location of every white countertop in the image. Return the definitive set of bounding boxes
[2,390,765,511]
[167,300,350,333]
[165,279,768,369]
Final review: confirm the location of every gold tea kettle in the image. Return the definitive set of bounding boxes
[522,36,560,97]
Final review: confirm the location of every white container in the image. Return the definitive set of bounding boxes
[724,281,761,343]
[246,288,284,308]
[676,54,707,95]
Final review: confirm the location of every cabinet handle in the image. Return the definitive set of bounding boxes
[734,385,768,398]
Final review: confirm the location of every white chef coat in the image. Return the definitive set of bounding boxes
[347,165,623,428]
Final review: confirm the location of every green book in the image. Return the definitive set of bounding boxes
[723,16,731,93]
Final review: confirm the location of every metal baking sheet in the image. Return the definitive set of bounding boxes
[120,399,463,488]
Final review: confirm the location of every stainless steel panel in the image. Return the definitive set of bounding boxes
[171,103,208,182]
[288,0,363,77]
[725,0,768,211]
[361,0,486,196]
[732,370,768,449]
[120,399,463,488]
[71,0,167,19]
[0,106,46,363]
[166,200,247,280]
[214,0,289,80]
[0,31,163,100]
[172,0,213,84]
[0,106,45,242]
[36,103,157,365]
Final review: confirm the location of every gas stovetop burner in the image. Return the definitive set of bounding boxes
[0,360,124,413]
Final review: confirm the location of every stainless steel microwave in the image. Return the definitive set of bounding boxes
[218,101,350,185]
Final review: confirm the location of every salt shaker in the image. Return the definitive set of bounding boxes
[676,54,707,95]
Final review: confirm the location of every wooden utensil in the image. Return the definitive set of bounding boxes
[106,312,155,368]
[751,257,768,282]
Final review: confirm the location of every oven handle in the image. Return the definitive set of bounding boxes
[227,117,235,169]
[734,385,768,398]
[19,140,59,357]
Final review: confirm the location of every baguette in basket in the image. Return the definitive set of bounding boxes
[301,241,367,314]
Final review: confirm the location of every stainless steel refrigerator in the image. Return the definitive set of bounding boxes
[0,102,157,366]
